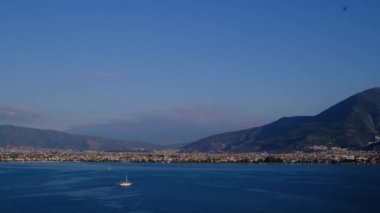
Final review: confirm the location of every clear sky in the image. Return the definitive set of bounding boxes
[0,0,379,144]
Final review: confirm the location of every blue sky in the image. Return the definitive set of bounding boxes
[0,0,379,144]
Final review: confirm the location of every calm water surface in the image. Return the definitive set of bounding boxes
[0,163,379,213]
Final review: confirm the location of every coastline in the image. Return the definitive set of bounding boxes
[1,148,379,164]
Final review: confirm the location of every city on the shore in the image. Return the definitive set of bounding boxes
[1,147,379,164]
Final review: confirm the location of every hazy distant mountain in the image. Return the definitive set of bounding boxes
[0,125,160,151]
[184,87,380,153]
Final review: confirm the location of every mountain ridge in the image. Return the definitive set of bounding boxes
[0,124,160,151]
[184,87,380,153]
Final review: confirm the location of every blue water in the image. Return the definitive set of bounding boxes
[0,163,379,213]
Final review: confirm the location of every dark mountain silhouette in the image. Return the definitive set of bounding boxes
[184,87,380,153]
[0,125,160,151]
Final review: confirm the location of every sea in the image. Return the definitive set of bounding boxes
[0,163,379,213]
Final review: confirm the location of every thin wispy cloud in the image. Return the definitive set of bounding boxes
[68,106,263,144]
[0,106,42,124]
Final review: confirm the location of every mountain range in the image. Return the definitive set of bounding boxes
[0,125,160,151]
[184,87,380,153]
[1,87,380,153]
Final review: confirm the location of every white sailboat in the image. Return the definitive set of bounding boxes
[119,176,132,187]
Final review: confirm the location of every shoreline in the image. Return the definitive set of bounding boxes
[1,148,379,164]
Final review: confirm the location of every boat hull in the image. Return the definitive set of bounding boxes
[119,182,132,187]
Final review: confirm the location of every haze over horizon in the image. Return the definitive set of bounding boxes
[1,0,379,144]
